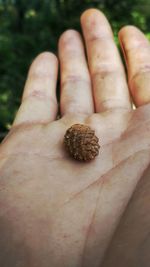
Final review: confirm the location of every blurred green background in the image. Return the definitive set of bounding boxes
[0,0,150,140]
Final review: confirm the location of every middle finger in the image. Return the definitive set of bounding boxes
[81,9,131,113]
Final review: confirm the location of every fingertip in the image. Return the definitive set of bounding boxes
[28,51,58,77]
[80,8,105,24]
[118,25,146,42]
[35,51,58,65]
[119,25,136,36]
[80,8,112,40]
[59,29,81,48]
[118,25,150,55]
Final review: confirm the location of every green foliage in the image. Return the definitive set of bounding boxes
[0,0,150,139]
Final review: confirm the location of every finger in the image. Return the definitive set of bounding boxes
[81,9,131,112]
[13,52,58,127]
[119,26,150,107]
[58,30,94,116]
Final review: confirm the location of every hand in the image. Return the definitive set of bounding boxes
[0,9,150,267]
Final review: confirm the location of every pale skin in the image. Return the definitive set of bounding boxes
[0,8,150,267]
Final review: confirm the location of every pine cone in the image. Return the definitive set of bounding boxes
[64,124,100,161]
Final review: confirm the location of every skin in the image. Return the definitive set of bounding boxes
[0,8,150,267]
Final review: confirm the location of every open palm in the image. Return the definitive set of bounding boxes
[0,9,150,267]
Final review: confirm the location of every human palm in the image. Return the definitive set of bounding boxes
[0,9,150,267]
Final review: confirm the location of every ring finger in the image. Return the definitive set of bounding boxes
[59,30,94,116]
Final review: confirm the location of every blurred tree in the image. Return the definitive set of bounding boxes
[0,0,150,140]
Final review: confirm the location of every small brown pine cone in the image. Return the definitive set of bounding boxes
[64,124,100,161]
